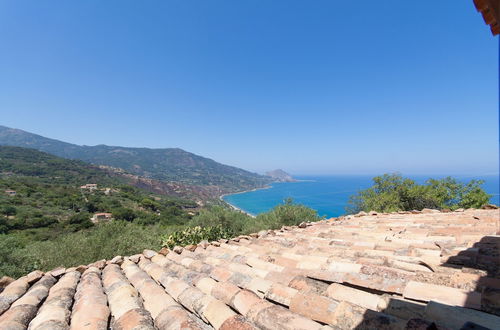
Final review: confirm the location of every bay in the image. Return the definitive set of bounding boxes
[223,175,500,218]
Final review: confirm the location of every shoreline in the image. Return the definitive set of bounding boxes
[219,184,274,217]
[218,179,314,216]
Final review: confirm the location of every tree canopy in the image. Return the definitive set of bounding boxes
[347,173,491,213]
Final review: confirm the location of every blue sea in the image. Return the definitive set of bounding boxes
[224,175,500,218]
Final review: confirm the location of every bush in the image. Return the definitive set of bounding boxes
[253,198,321,231]
[188,206,249,235]
[0,221,175,278]
[161,225,232,248]
[162,199,322,247]
[68,212,94,230]
[0,235,39,278]
[140,198,160,211]
[0,216,8,234]
[134,214,160,226]
[347,173,492,213]
[112,207,137,222]
[1,206,17,216]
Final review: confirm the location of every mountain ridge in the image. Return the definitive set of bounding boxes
[0,125,271,192]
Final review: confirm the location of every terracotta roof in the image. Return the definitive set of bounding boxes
[474,0,500,35]
[0,208,499,329]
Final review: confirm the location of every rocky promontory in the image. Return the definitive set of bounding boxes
[265,169,297,182]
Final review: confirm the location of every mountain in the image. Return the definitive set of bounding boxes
[0,125,271,192]
[265,169,296,182]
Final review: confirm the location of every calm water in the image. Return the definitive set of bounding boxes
[223,175,500,218]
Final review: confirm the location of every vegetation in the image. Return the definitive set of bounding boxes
[162,225,232,248]
[0,146,198,277]
[347,173,491,213]
[0,222,172,278]
[162,198,322,248]
[0,146,196,236]
[1,198,320,278]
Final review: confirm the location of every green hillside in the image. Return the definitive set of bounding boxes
[0,146,196,237]
[0,125,271,190]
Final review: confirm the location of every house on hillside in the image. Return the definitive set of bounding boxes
[80,184,98,192]
[90,212,113,224]
[4,190,16,196]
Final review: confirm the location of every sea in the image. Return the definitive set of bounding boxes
[223,175,500,218]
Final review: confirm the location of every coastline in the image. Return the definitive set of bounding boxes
[218,179,314,216]
[219,185,273,217]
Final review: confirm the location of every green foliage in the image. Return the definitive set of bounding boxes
[67,212,94,231]
[161,225,232,248]
[0,235,39,278]
[0,146,196,234]
[1,205,17,216]
[0,145,119,186]
[162,199,322,248]
[141,198,160,211]
[0,221,170,277]
[188,206,249,235]
[0,216,8,234]
[254,198,321,231]
[347,173,492,213]
[112,207,137,222]
[0,146,200,278]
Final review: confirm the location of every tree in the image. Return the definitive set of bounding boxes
[188,206,249,235]
[68,212,94,230]
[0,216,8,234]
[140,198,160,211]
[112,207,137,222]
[347,173,492,213]
[1,206,17,216]
[255,198,322,231]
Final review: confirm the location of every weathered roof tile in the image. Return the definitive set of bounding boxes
[1,208,499,329]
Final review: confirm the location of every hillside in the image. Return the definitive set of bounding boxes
[0,145,120,186]
[0,125,271,191]
[0,146,196,237]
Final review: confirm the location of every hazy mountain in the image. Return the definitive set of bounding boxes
[0,125,270,192]
[265,169,296,182]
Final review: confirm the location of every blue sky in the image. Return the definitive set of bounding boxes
[0,1,498,175]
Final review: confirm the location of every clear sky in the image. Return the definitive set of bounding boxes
[0,1,498,175]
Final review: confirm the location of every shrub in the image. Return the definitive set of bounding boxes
[0,235,39,278]
[0,216,9,234]
[252,198,322,231]
[1,205,17,216]
[0,221,175,278]
[188,206,250,235]
[347,173,492,213]
[112,207,137,222]
[68,212,94,230]
[161,225,232,249]
[140,198,160,211]
[134,214,160,226]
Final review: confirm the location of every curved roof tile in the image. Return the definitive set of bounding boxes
[0,208,499,329]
